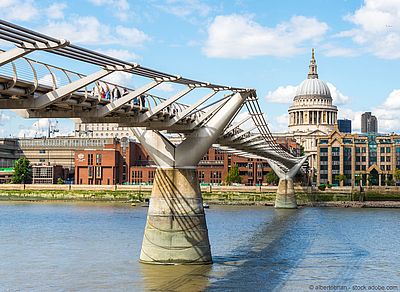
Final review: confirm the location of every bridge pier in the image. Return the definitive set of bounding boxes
[140,168,212,264]
[132,92,249,265]
[267,156,309,210]
[275,178,297,209]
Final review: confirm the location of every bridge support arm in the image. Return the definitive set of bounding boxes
[131,92,248,265]
[267,156,309,209]
[0,47,31,66]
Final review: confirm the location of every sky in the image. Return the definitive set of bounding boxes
[1,0,400,137]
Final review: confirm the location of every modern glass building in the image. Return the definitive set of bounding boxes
[338,119,352,133]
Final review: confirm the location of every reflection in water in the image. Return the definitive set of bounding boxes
[140,263,211,291]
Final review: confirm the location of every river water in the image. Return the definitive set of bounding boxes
[0,202,399,291]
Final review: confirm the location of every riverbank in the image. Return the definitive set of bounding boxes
[1,189,400,208]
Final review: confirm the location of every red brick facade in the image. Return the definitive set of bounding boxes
[75,139,300,186]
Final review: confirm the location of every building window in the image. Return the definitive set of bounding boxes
[381,147,385,153]
[96,154,102,165]
[88,166,94,178]
[95,166,102,179]
[88,154,93,165]
[381,156,385,162]
[386,156,391,162]
[387,165,391,171]
[39,149,46,154]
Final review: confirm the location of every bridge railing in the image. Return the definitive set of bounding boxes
[0,50,196,116]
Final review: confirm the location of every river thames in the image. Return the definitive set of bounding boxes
[0,202,399,291]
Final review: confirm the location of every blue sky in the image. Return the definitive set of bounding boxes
[1,0,400,137]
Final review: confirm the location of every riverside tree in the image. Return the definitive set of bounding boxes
[265,170,279,185]
[11,157,31,184]
[225,164,242,185]
[335,174,347,185]
[394,169,400,183]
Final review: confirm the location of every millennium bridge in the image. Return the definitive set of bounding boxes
[0,20,307,265]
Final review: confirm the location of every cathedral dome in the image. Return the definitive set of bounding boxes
[295,78,331,98]
[293,48,331,100]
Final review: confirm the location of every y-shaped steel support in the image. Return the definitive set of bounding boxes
[132,92,249,265]
[267,156,309,209]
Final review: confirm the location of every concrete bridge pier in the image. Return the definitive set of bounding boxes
[267,156,309,209]
[132,92,249,265]
[275,178,297,209]
[139,167,212,264]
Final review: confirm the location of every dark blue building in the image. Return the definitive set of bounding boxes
[338,119,352,133]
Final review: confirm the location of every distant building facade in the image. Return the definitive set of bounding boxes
[361,112,378,133]
[0,139,20,183]
[74,122,136,140]
[317,130,400,187]
[338,119,352,133]
[18,137,116,181]
[74,141,282,186]
[32,165,64,184]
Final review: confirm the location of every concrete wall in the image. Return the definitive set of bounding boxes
[1,184,400,195]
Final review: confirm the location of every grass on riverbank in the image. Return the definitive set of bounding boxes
[0,189,151,202]
[0,189,399,203]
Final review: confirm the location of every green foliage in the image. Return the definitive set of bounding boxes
[225,164,242,185]
[394,169,400,182]
[11,157,31,184]
[57,177,64,185]
[335,174,347,183]
[385,179,395,186]
[318,184,326,191]
[265,170,279,185]
[355,174,362,186]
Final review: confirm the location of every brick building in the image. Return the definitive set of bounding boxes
[75,139,134,185]
[75,141,288,186]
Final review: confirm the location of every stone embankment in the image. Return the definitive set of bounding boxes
[0,184,399,207]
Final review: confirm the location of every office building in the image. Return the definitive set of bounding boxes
[317,130,400,187]
[361,112,378,133]
[338,119,352,133]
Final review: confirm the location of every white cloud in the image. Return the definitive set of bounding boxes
[18,118,50,138]
[203,14,329,58]
[265,85,297,104]
[0,111,10,125]
[46,2,67,19]
[337,108,363,133]
[38,74,58,88]
[374,89,400,132]
[339,89,400,133]
[326,83,349,105]
[40,16,150,47]
[95,48,140,61]
[103,72,133,87]
[156,83,176,92]
[341,0,400,59]
[17,119,70,138]
[265,83,349,105]
[273,113,290,132]
[382,89,400,109]
[0,0,39,21]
